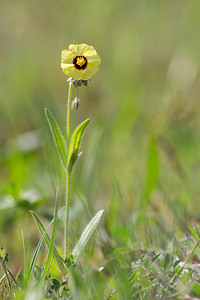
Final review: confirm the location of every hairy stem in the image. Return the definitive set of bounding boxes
[65,80,73,258]
[65,172,71,257]
[67,80,72,147]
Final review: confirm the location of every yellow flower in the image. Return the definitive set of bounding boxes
[61,43,101,80]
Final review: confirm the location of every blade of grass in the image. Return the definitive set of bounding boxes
[188,225,199,242]
[40,192,59,282]
[22,230,30,281]
[0,274,6,284]
[2,262,12,292]
[7,269,19,289]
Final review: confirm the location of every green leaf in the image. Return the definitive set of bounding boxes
[150,253,161,264]
[188,225,199,242]
[72,209,104,260]
[30,208,67,276]
[45,108,67,172]
[27,213,54,281]
[67,119,91,173]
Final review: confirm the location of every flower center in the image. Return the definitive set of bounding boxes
[73,56,88,70]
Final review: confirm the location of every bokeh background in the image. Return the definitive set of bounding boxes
[1,0,200,272]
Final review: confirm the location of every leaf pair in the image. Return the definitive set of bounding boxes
[45,108,90,173]
[31,208,104,276]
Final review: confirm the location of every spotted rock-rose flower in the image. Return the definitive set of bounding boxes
[61,43,101,80]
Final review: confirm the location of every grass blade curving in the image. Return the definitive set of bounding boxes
[40,191,58,282]
[72,209,104,260]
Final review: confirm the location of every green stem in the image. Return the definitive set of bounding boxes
[65,172,71,257]
[67,80,73,147]
[65,80,73,258]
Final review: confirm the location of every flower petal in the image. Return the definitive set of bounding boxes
[61,64,82,80]
[83,47,101,65]
[69,44,89,56]
[61,50,74,64]
[81,64,100,80]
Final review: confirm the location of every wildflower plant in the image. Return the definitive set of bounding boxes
[30,43,103,283]
[1,42,200,300]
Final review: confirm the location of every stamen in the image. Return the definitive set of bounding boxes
[76,57,86,67]
[73,56,88,70]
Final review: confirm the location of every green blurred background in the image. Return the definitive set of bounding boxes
[1,0,200,272]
